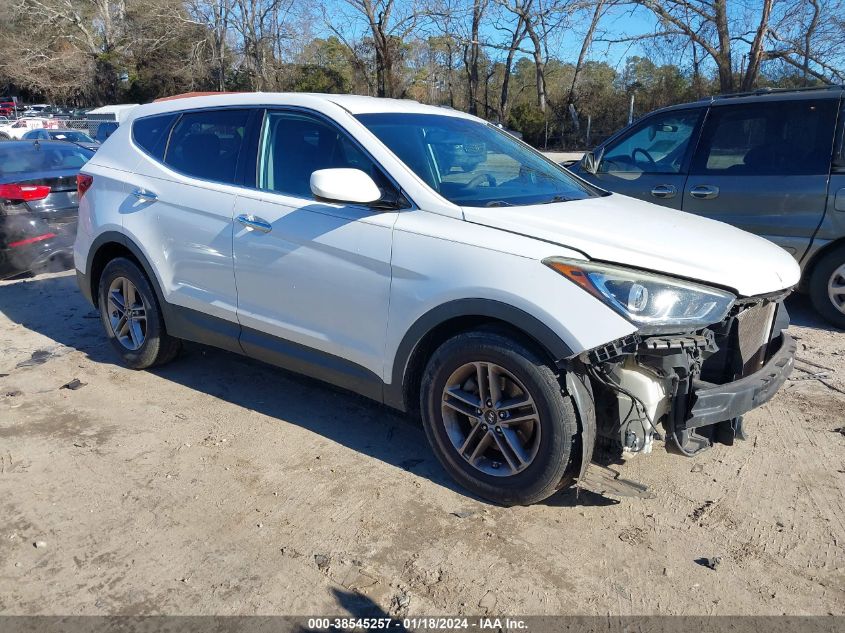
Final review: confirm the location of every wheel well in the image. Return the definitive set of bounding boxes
[88,241,143,307]
[801,238,845,292]
[400,315,558,414]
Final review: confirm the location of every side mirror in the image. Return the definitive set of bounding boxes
[310,168,381,205]
[582,146,604,175]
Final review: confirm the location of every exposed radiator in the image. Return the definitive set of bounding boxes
[736,302,777,374]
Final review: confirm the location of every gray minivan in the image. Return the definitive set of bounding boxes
[572,86,845,328]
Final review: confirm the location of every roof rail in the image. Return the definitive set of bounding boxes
[699,84,845,102]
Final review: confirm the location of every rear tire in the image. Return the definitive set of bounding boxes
[420,330,580,506]
[809,245,845,329]
[97,257,181,369]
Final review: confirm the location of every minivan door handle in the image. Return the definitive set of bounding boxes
[132,188,158,203]
[650,184,676,199]
[236,214,272,233]
[689,185,720,200]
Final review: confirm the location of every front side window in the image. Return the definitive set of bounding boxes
[357,113,594,207]
[692,100,838,176]
[600,109,701,174]
[258,110,390,200]
[163,109,249,184]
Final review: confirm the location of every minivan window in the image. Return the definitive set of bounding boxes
[358,113,594,207]
[600,109,701,174]
[132,113,178,159]
[259,111,391,199]
[164,109,249,184]
[692,100,838,176]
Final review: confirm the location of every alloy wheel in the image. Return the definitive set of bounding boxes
[107,277,147,350]
[441,361,541,477]
[829,263,845,315]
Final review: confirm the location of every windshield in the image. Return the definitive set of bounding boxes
[356,113,595,207]
[49,130,95,143]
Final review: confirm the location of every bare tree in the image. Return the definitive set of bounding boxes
[186,0,234,90]
[566,0,609,111]
[327,0,418,98]
[629,0,844,92]
[495,0,575,112]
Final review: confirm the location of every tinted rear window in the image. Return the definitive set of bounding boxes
[692,100,838,176]
[133,113,177,159]
[163,109,250,184]
[0,143,93,175]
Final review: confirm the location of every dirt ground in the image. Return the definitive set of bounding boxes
[1,270,843,616]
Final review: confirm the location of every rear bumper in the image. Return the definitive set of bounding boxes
[684,333,796,429]
[1,221,76,279]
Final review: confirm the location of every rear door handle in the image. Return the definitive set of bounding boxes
[650,184,676,199]
[689,185,720,200]
[132,188,157,203]
[236,214,272,233]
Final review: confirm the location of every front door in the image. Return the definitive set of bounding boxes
[232,109,400,395]
[682,99,839,260]
[586,108,704,210]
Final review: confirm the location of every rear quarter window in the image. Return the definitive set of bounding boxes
[132,113,178,160]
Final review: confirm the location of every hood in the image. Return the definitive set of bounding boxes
[462,193,800,297]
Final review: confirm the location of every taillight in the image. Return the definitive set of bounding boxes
[0,183,51,201]
[77,174,94,198]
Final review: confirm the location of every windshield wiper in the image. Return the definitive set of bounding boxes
[540,195,575,204]
[485,200,512,207]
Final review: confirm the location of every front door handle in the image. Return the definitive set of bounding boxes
[650,184,676,199]
[236,214,272,233]
[132,188,157,203]
[689,184,720,200]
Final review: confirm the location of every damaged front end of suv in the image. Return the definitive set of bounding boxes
[546,258,796,458]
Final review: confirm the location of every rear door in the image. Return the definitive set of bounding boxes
[683,98,839,261]
[121,108,257,331]
[584,107,704,209]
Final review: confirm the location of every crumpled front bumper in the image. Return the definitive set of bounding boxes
[684,332,796,430]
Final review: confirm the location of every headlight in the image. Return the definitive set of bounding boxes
[543,257,735,334]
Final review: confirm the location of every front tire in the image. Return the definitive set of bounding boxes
[809,245,845,329]
[420,330,580,506]
[97,257,181,369]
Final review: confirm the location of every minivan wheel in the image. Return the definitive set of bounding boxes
[809,245,845,330]
[97,257,181,368]
[420,330,579,506]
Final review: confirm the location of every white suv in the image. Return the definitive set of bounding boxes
[74,93,800,505]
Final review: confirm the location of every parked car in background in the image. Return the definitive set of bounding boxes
[21,104,52,117]
[86,104,138,143]
[75,93,799,505]
[94,121,119,143]
[1,140,93,278]
[572,85,845,328]
[22,128,100,151]
[0,117,60,140]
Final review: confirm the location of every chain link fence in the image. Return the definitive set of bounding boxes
[0,117,118,141]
